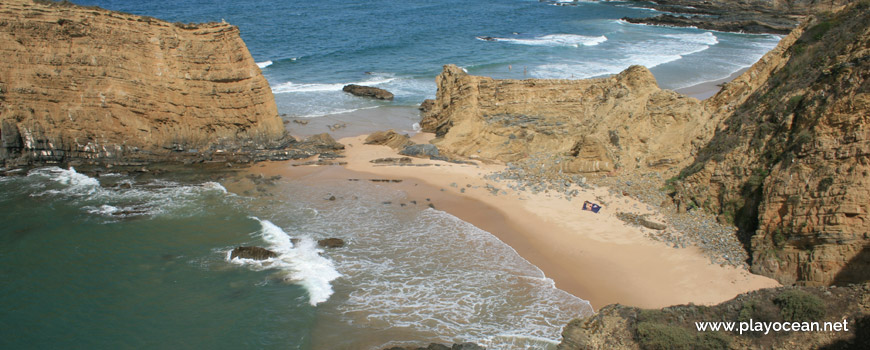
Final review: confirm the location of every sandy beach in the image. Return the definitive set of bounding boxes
[248,133,779,310]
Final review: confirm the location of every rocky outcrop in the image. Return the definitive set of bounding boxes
[0,0,292,165]
[557,283,870,350]
[623,0,855,34]
[230,246,277,260]
[343,84,394,100]
[673,4,870,286]
[420,64,714,175]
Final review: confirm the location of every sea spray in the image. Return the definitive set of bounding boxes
[228,217,341,306]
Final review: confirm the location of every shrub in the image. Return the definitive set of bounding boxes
[637,322,695,350]
[775,290,825,322]
[636,322,729,350]
[817,177,834,192]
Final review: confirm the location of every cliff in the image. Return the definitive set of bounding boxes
[420,65,713,174]
[0,0,294,165]
[557,283,869,350]
[420,1,870,286]
[674,2,870,286]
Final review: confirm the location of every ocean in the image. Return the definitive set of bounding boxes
[1,0,781,349]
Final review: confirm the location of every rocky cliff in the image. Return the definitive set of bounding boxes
[557,283,869,350]
[420,2,870,286]
[420,65,714,174]
[674,2,870,286]
[0,0,291,165]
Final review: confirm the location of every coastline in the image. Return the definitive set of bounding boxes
[675,67,750,100]
[248,134,779,310]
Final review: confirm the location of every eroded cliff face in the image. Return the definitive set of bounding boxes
[0,0,287,164]
[675,4,870,286]
[421,65,713,174]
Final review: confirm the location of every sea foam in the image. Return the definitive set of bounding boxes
[479,34,607,47]
[228,217,341,306]
[256,60,273,68]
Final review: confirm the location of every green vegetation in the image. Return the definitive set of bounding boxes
[817,177,834,192]
[636,322,730,350]
[775,290,825,322]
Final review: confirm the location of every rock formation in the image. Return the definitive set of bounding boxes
[622,0,855,34]
[557,283,870,350]
[364,130,415,150]
[342,84,394,100]
[420,64,715,175]
[674,4,870,286]
[420,2,870,286]
[0,0,292,165]
[230,246,277,260]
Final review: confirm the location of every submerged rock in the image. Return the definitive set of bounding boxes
[317,238,345,248]
[230,246,277,260]
[342,84,394,100]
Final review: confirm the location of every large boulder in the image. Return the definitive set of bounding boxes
[343,84,394,100]
[230,246,278,260]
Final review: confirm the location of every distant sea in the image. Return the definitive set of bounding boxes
[1,1,781,349]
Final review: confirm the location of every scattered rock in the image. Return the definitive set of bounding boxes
[230,246,277,260]
[365,130,415,150]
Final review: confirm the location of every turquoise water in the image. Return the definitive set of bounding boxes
[76,0,781,118]
[2,1,784,348]
[0,168,592,349]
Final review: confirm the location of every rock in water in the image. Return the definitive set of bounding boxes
[342,84,394,100]
[230,246,278,260]
[399,144,439,158]
[317,238,345,248]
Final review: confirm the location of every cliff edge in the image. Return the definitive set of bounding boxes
[0,0,293,165]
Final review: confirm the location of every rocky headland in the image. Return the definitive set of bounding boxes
[621,0,855,34]
[0,0,340,168]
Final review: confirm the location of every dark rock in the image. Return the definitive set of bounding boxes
[400,144,439,158]
[317,238,345,248]
[452,343,484,350]
[301,133,345,151]
[230,246,278,260]
[342,84,394,100]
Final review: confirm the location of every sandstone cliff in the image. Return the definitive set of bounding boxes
[0,0,290,165]
[420,2,870,286]
[674,3,870,286]
[557,283,869,350]
[420,65,713,174]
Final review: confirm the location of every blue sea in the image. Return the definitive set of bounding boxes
[1,1,781,349]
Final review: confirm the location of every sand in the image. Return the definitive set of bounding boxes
[249,133,779,311]
[676,67,750,100]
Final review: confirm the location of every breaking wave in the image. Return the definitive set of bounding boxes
[477,34,607,47]
[227,217,341,306]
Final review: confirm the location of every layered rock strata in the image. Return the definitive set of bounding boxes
[0,0,294,165]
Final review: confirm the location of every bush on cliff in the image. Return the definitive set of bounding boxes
[775,289,825,322]
[636,322,730,350]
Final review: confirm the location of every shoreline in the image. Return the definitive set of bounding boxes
[248,134,779,310]
[675,67,750,100]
